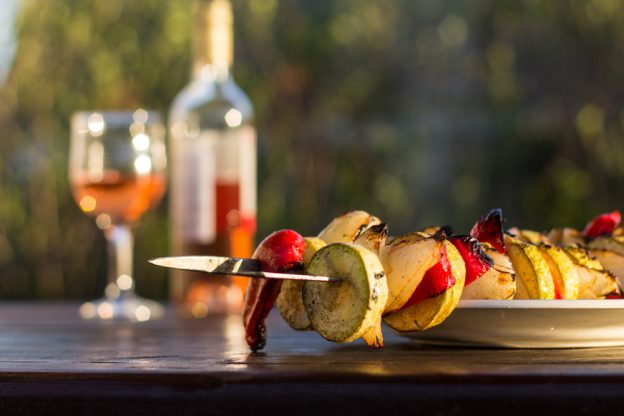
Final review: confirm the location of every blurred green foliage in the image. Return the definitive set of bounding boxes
[1,0,624,299]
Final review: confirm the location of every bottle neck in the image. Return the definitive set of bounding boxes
[192,0,233,81]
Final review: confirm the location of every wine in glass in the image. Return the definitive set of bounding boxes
[69,110,167,321]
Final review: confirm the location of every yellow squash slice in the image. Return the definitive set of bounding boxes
[505,237,555,299]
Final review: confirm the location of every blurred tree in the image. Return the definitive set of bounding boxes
[1,0,624,298]
[0,0,190,299]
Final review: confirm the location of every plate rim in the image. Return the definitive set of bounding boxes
[457,299,624,309]
[400,299,624,348]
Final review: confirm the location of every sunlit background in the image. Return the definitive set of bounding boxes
[1,0,624,299]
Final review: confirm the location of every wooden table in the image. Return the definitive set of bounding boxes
[0,303,622,415]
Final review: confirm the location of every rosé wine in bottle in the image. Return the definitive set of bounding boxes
[168,0,256,316]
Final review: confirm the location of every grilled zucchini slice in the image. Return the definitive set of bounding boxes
[303,243,388,344]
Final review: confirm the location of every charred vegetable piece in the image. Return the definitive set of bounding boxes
[461,244,516,300]
[562,246,619,299]
[354,223,388,255]
[383,240,465,332]
[588,238,624,289]
[547,227,584,247]
[448,235,493,286]
[352,223,389,348]
[317,210,381,244]
[507,228,552,245]
[470,208,506,253]
[538,245,579,300]
[243,229,305,351]
[303,243,388,347]
[381,233,441,313]
[420,225,454,237]
[583,211,621,240]
[401,243,454,306]
[505,236,555,299]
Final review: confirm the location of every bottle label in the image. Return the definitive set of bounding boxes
[171,125,256,244]
[171,132,217,243]
[235,126,256,233]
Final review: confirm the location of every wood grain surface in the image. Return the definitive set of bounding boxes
[0,303,622,415]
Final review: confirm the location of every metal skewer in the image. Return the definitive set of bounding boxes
[148,256,341,282]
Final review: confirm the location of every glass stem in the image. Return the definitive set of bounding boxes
[104,224,135,299]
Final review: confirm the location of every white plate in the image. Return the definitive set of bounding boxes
[398,299,624,348]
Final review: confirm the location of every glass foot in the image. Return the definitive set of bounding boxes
[79,295,164,322]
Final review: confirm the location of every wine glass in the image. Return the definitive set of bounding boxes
[69,110,167,321]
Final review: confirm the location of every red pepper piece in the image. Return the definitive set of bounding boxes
[606,285,623,299]
[582,211,621,240]
[448,235,493,286]
[402,244,455,308]
[553,277,563,300]
[243,229,305,351]
[470,208,506,253]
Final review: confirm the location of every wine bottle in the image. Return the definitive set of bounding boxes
[169,0,256,316]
